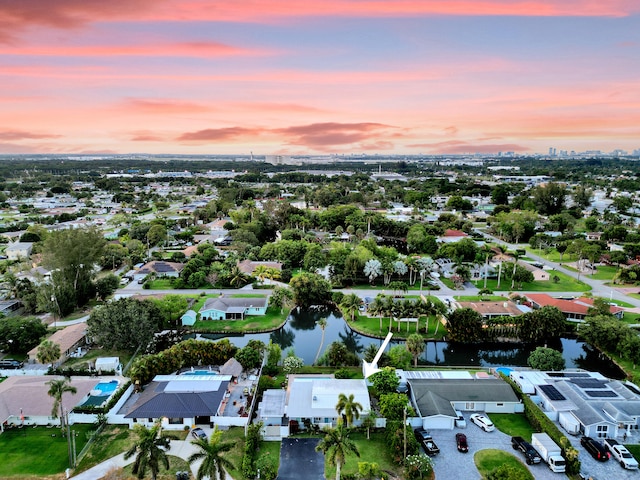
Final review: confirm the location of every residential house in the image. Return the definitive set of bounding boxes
[438,229,469,244]
[408,371,522,430]
[455,300,527,320]
[258,374,371,439]
[180,309,197,326]
[134,261,185,282]
[27,322,88,364]
[522,293,623,321]
[120,374,231,429]
[517,261,550,281]
[237,260,283,276]
[510,369,640,439]
[0,375,122,430]
[199,295,269,320]
[5,242,33,260]
[0,300,23,317]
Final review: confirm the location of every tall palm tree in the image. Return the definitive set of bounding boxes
[37,339,61,366]
[124,421,172,480]
[188,427,235,480]
[406,333,425,367]
[314,318,328,365]
[335,393,363,427]
[369,295,386,332]
[316,425,360,480]
[253,265,269,285]
[339,293,362,322]
[46,377,77,429]
[229,266,247,289]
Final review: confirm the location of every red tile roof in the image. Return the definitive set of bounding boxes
[444,229,468,237]
[523,293,623,316]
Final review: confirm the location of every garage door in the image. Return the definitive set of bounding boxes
[423,416,454,430]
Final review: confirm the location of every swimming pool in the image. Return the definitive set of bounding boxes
[78,380,120,407]
[94,379,119,395]
[182,370,218,375]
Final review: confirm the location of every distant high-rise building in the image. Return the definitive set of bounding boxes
[548,147,556,156]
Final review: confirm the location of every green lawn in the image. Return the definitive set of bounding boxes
[620,312,640,325]
[192,306,289,333]
[122,455,191,479]
[585,265,619,281]
[482,270,590,293]
[63,348,133,371]
[346,312,447,340]
[488,413,535,439]
[75,425,135,474]
[223,426,257,480]
[474,449,533,480]
[0,424,95,477]
[146,278,179,289]
[454,295,509,302]
[324,431,402,479]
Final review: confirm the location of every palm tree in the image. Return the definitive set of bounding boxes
[229,266,246,289]
[406,333,425,367]
[46,377,77,429]
[253,265,269,285]
[188,427,235,480]
[335,393,363,427]
[37,339,61,366]
[369,295,386,331]
[316,425,360,480]
[339,293,362,322]
[314,318,328,365]
[124,421,172,480]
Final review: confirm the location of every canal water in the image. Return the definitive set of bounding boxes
[193,307,625,379]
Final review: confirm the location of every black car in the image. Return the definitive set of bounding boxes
[511,436,542,465]
[456,433,468,453]
[0,359,23,369]
[581,436,609,462]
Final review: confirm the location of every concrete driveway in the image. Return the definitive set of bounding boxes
[428,413,564,480]
[278,438,324,480]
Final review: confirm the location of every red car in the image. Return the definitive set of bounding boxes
[456,433,469,453]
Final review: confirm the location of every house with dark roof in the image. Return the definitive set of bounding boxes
[199,295,268,320]
[134,261,185,280]
[407,371,522,429]
[522,293,623,321]
[510,369,640,439]
[120,374,231,429]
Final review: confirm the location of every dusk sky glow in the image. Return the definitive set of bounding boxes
[2,0,640,155]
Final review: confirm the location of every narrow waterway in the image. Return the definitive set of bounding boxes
[191,307,625,379]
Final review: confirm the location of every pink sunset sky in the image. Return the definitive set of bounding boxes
[1,0,639,155]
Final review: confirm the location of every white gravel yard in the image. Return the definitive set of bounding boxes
[426,413,566,480]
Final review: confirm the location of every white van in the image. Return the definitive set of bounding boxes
[454,410,466,428]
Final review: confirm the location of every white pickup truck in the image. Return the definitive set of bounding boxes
[604,438,639,470]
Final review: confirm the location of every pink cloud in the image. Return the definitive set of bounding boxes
[177,127,262,142]
[120,98,213,114]
[0,130,62,140]
[276,122,399,147]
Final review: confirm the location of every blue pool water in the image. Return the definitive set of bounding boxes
[95,380,119,394]
[496,367,513,377]
[182,370,217,375]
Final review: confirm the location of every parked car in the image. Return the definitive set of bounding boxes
[456,433,468,453]
[0,359,24,369]
[511,436,542,464]
[469,413,495,432]
[603,438,638,469]
[414,428,440,455]
[454,410,466,428]
[191,427,207,440]
[581,436,609,462]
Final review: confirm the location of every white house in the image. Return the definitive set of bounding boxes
[5,242,33,260]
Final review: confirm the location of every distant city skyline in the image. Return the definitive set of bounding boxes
[1,1,639,156]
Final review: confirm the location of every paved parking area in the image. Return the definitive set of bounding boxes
[427,413,562,480]
[278,438,324,480]
[565,434,639,480]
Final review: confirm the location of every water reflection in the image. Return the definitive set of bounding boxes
[193,308,625,379]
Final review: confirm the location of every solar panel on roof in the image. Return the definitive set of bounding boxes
[539,384,566,401]
[572,379,607,389]
[585,390,618,398]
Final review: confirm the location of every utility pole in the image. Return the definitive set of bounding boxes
[403,406,407,459]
